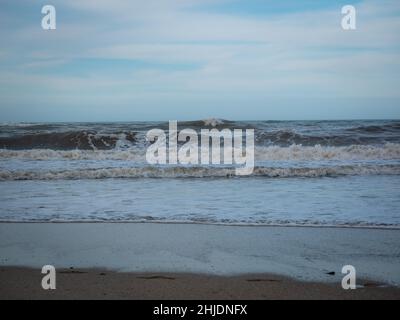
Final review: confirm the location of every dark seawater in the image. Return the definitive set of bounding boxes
[0,119,399,227]
[1,119,400,150]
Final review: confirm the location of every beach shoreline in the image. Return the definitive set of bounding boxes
[0,222,399,299]
[1,267,400,300]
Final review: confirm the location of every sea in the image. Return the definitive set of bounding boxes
[1,119,400,228]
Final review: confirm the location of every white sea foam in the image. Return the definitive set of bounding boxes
[1,174,400,227]
[1,143,399,161]
[255,143,400,161]
[1,164,399,180]
[202,118,225,127]
[0,148,146,161]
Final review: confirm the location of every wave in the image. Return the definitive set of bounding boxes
[255,143,400,161]
[179,118,231,127]
[1,120,400,150]
[1,143,399,161]
[255,130,399,146]
[1,164,399,180]
[347,123,400,133]
[0,119,252,150]
[0,217,398,229]
[0,131,137,150]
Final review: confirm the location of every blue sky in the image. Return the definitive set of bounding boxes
[0,0,399,121]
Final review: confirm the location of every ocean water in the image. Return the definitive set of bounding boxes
[0,119,400,227]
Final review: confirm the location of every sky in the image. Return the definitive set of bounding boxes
[0,0,399,122]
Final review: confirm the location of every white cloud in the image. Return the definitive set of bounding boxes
[0,0,399,121]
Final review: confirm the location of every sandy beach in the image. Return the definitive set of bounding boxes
[0,223,399,299]
[2,267,400,300]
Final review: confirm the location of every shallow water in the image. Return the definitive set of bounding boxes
[0,175,399,227]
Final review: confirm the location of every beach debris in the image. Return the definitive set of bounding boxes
[137,275,175,280]
[60,268,87,274]
[246,279,281,282]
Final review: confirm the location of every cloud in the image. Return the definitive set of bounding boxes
[0,0,399,121]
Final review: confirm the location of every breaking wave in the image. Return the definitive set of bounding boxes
[255,143,400,161]
[1,120,400,149]
[1,164,399,180]
[0,143,399,161]
[0,131,137,150]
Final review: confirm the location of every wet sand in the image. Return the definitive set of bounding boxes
[1,267,400,300]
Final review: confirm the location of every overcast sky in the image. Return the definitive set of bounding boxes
[0,0,399,122]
